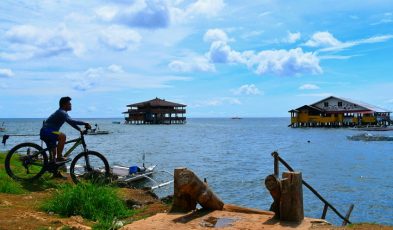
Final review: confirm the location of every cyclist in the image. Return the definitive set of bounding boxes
[40,97,91,168]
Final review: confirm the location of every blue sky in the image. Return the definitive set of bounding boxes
[1,0,393,118]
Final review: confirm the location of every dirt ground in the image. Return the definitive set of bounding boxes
[1,178,392,230]
[0,179,169,230]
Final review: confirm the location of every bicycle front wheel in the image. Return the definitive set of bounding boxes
[5,143,48,181]
[69,151,110,184]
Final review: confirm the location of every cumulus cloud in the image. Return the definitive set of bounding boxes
[99,25,141,51]
[73,66,113,91]
[249,48,322,76]
[204,29,230,43]
[304,31,341,48]
[305,31,393,52]
[1,25,84,61]
[202,29,322,76]
[299,84,320,90]
[232,84,262,95]
[169,56,215,72]
[0,68,14,78]
[96,0,170,29]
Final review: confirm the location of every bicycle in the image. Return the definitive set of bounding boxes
[5,129,110,184]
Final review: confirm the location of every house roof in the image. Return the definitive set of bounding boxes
[310,96,391,113]
[288,105,323,113]
[127,97,186,107]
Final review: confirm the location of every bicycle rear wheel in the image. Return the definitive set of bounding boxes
[69,151,110,184]
[5,143,48,181]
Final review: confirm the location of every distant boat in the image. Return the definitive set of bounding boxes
[87,130,110,135]
[347,133,393,141]
[112,121,121,124]
[231,117,242,119]
[87,124,110,135]
[352,126,393,131]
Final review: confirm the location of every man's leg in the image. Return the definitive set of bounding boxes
[56,133,66,159]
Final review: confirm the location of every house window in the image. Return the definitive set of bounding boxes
[338,102,342,107]
[324,102,329,107]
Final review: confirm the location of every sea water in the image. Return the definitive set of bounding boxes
[1,118,392,225]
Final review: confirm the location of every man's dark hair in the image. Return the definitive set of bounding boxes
[59,96,72,108]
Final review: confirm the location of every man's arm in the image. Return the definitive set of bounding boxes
[64,113,88,131]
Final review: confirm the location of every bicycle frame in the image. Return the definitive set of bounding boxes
[39,131,88,159]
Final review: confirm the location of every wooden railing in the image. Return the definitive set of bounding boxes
[271,152,354,225]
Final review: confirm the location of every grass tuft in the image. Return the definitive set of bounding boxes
[41,182,135,227]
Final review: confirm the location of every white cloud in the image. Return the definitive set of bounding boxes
[250,48,322,76]
[1,25,84,60]
[186,0,225,17]
[108,64,124,73]
[232,84,262,95]
[204,29,230,43]
[304,31,341,48]
[299,84,320,90]
[284,31,301,43]
[207,41,243,64]
[371,12,393,25]
[305,31,393,52]
[0,68,15,78]
[203,29,322,76]
[169,56,215,72]
[99,25,142,51]
[96,0,170,29]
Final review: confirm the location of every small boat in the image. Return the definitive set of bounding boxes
[112,121,121,124]
[86,124,110,135]
[86,130,110,135]
[347,133,393,141]
[111,153,173,190]
[231,117,242,119]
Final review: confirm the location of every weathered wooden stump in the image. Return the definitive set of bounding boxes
[171,167,224,213]
[265,171,304,222]
[280,171,304,222]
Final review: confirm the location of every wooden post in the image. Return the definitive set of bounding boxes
[171,168,224,213]
[280,171,304,222]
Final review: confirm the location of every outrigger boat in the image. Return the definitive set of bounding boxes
[111,154,173,190]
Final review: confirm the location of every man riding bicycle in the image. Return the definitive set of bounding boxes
[40,97,91,169]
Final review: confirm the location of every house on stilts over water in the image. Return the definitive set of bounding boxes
[289,96,391,128]
[123,97,186,124]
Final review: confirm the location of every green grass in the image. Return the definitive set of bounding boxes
[0,152,58,193]
[0,152,25,194]
[41,182,137,229]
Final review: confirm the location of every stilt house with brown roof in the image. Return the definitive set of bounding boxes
[123,97,186,124]
[289,96,391,127]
